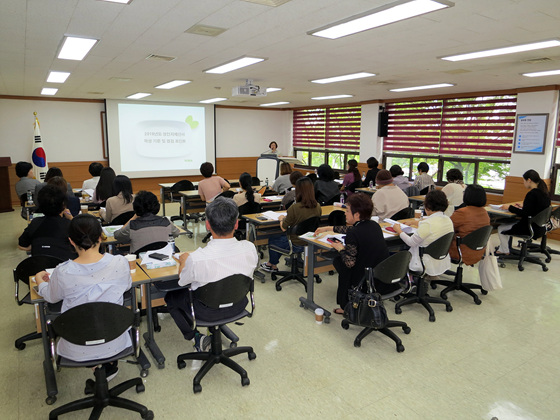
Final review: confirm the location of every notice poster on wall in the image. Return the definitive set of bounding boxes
[513,114,548,154]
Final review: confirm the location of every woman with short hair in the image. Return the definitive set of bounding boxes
[314,164,340,204]
[197,162,230,203]
[272,162,293,194]
[442,168,466,216]
[363,157,380,187]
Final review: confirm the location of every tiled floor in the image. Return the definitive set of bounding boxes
[2,204,559,419]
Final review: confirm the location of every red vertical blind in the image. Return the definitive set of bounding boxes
[293,106,361,151]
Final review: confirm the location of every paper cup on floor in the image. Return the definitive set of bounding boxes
[125,254,136,273]
[315,308,324,324]
[80,205,88,214]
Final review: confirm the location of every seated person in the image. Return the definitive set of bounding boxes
[197,162,230,203]
[393,190,454,275]
[363,157,380,188]
[48,176,80,216]
[233,172,262,208]
[497,169,551,255]
[35,214,131,379]
[441,168,466,216]
[35,167,73,198]
[449,185,490,264]
[315,194,396,314]
[82,162,103,191]
[264,141,279,155]
[272,162,293,194]
[281,171,303,209]
[314,164,340,204]
[389,165,411,191]
[93,167,116,204]
[100,175,134,223]
[165,197,258,351]
[15,161,41,204]
[371,169,409,220]
[261,177,321,272]
[114,190,180,253]
[341,159,361,196]
[18,184,77,261]
[413,162,435,192]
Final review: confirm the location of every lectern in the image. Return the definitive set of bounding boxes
[256,156,302,185]
[0,157,13,213]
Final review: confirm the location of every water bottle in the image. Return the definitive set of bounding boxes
[369,181,373,189]
[27,190,33,205]
[339,193,345,205]
[168,233,175,252]
[362,171,366,182]
[265,177,269,187]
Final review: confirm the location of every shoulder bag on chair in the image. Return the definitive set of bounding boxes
[478,245,502,291]
[343,272,388,329]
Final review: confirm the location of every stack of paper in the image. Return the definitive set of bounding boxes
[261,211,287,220]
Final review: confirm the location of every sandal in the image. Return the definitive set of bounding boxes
[333,308,344,315]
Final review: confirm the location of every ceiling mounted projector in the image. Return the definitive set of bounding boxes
[232,79,267,97]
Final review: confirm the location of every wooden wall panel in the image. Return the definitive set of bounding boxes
[502,176,551,204]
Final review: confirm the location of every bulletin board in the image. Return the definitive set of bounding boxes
[513,113,548,154]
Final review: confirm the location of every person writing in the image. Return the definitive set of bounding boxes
[233,172,262,207]
[272,162,293,194]
[165,198,258,352]
[441,168,465,216]
[314,164,340,204]
[363,157,380,188]
[496,169,551,255]
[197,162,230,203]
[100,175,134,223]
[281,171,303,210]
[315,193,395,314]
[389,165,411,191]
[413,162,435,193]
[34,214,132,380]
[341,159,361,196]
[371,169,409,220]
[82,162,103,191]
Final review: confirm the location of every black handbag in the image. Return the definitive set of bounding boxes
[343,269,388,329]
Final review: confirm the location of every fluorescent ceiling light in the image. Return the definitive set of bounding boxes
[390,83,454,92]
[522,69,560,77]
[260,102,290,107]
[98,0,133,4]
[199,97,227,103]
[311,72,376,84]
[57,36,98,61]
[266,87,282,92]
[155,80,191,89]
[311,94,353,100]
[309,0,453,39]
[204,57,265,74]
[127,92,151,99]
[47,71,70,83]
[441,39,560,62]
[41,88,58,96]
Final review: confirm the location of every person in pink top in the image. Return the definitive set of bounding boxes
[197,162,230,202]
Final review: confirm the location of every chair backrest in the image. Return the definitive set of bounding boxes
[346,180,362,193]
[328,210,346,227]
[391,206,414,220]
[171,180,195,192]
[134,241,168,257]
[109,211,135,226]
[194,274,253,310]
[419,186,434,195]
[459,225,493,253]
[217,190,236,199]
[421,231,455,260]
[290,216,321,237]
[14,255,65,287]
[529,206,553,239]
[51,302,134,346]
[251,177,261,186]
[321,193,340,206]
[372,251,411,285]
[404,185,420,197]
[238,201,263,217]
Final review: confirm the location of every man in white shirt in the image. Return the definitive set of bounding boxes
[165,197,258,352]
[81,162,103,191]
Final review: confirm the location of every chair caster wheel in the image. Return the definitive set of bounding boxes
[259,252,264,259]
[440,293,448,300]
[543,266,549,272]
[136,383,145,393]
[396,344,405,352]
[353,339,361,348]
[481,289,488,295]
[474,298,481,305]
[188,234,193,239]
[157,362,165,369]
[328,270,334,275]
[177,360,186,370]
[499,263,506,268]
[545,257,551,263]
[395,307,402,315]
[429,315,436,322]
[324,317,330,324]
[430,283,437,289]
[241,377,250,387]
[403,326,411,334]
[193,384,202,393]
[15,342,26,350]
[314,275,322,284]
[341,320,349,329]
[275,284,282,291]
[248,352,257,360]
[230,342,237,348]
[271,274,277,281]
[46,396,57,405]
[446,305,453,312]
[140,369,149,378]
[85,379,95,394]
[143,410,154,420]
[154,325,161,333]
[518,266,524,271]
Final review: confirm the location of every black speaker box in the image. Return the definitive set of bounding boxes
[378,111,389,137]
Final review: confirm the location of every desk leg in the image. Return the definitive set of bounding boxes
[161,186,166,216]
[130,287,151,377]
[143,284,166,369]
[299,243,331,324]
[38,302,58,405]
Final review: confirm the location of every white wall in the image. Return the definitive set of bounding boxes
[0,98,105,163]
[215,107,291,157]
[510,90,559,178]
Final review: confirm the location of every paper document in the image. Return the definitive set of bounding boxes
[262,195,283,200]
[141,244,177,269]
[261,211,287,220]
[490,204,504,210]
[383,219,416,235]
[83,188,94,197]
[102,225,123,237]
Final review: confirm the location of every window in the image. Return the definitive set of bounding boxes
[383,94,517,190]
[293,105,361,170]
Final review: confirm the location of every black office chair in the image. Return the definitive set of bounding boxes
[320,193,341,206]
[431,225,492,304]
[270,216,321,291]
[46,302,153,420]
[176,274,256,393]
[108,210,135,226]
[498,206,552,272]
[391,206,414,221]
[404,185,420,197]
[251,176,261,186]
[327,210,346,227]
[346,180,362,193]
[14,255,64,350]
[395,232,454,322]
[526,206,560,258]
[341,252,412,352]
[169,180,201,233]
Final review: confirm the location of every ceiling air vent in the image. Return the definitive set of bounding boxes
[185,25,227,37]
[523,57,553,64]
[145,54,176,62]
[242,0,292,6]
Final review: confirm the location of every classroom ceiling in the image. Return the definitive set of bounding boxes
[1,0,560,108]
